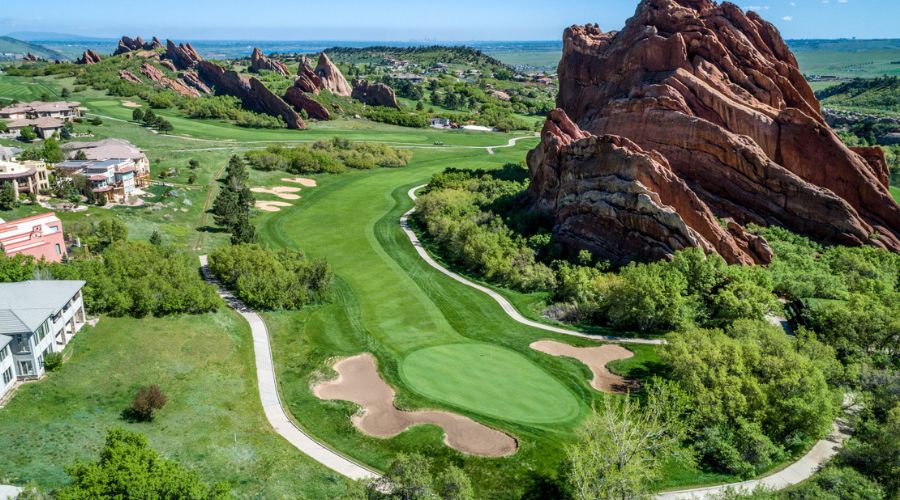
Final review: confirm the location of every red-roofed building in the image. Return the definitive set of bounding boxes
[0,213,66,263]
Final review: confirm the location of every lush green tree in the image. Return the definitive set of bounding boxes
[41,137,64,163]
[566,381,687,500]
[95,218,128,251]
[149,230,163,246]
[132,108,144,122]
[20,125,38,142]
[371,453,434,500]
[0,182,18,210]
[60,87,71,98]
[229,211,257,245]
[782,465,886,500]
[0,253,36,281]
[57,429,229,499]
[73,150,88,160]
[435,466,474,500]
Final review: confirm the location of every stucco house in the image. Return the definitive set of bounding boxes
[0,101,81,121]
[61,138,151,188]
[0,158,50,197]
[0,213,67,263]
[0,280,86,401]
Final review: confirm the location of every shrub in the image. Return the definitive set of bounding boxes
[126,384,167,422]
[42,352,63,372]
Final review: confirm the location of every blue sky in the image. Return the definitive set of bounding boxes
[2,0,898,41]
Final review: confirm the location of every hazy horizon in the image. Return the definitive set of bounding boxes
[2,0,899,42]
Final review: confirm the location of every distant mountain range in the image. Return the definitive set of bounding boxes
[3,31,114,42]
[0,36,68,60]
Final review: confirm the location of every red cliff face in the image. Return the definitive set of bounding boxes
[529,0,900,265]
[295,56,323,94]
[165,40,202,70]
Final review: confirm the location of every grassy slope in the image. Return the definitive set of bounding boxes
[0,37,66,61]
[0,312,349,497]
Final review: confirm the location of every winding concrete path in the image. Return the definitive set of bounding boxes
[401,185,663,346]
[199,256,379,481]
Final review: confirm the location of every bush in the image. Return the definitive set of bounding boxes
[42,352,63,372]
[208,244,333,310]
[126,384,167,422]
[244,138,411,174]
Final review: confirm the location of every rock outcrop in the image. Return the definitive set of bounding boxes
[139,62,198,97]
[314,53,352,96]
[160,59,178,72]
[351,80,400,108]
[283,87,331,120]
[249,48,290,77]
[76,50,102,65]
[114,36,162,55]
[181,71,212,95]
[529,0,900,265]
[165,40,202,70]
[118,70,142,84]
[295,56,323,94]
[197,61,305,129]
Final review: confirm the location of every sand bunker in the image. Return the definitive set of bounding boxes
[282,177,317,187]
[314,353,517,457]
[255,200,292,212]
[122,100,141,108]
[530,340,638,394]
[251,186,302,200]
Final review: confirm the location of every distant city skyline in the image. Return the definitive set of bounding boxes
[2,0,899,41]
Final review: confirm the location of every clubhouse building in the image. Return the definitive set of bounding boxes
[0,280,86,401]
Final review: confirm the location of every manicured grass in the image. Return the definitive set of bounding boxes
[0,312,350,497]
[400,343,581,425]
[891,185,899,203]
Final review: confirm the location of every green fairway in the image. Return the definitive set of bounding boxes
[892,185,900,203]
[400,343,581,425]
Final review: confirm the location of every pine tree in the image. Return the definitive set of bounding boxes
[0,183,18,210]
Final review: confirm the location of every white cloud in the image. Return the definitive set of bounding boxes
[782,15,794,21]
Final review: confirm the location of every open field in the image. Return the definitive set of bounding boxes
[0,313,349,497]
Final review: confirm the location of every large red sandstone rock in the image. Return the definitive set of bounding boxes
[140,62,199,97]
[118,70,142,84]
[529,0,900,265]
[181,71,212,95]
[351,79,400,109]
[76,50,102,65]
[159,59,178,72]
[197,60,305,129]
[295,56,323,94]
[249,48,290,77]
[283,87,331,120]
[165,39,202,70]
[114,36,161,55]
[315,53,352,96]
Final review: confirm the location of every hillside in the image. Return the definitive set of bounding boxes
[0,36,67,61]
[816,76,900,115]
[322,45,517,77]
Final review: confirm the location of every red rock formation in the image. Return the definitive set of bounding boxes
[114,35,161,55]
[148,37,163,50]
[529,0,900,264]
[851,147,890,190]
[181,71,212,95]
[283,87,331,120]
[76,50,102,65]
[140,62,199,97]
[23,53,38,61]
[295,55,323,94]
[249,48,291,77]
[351,79,400,109]
[197,61,305,129]
[118,70,142,84]
[315,53,352,96]
[160,59,178,72]
[165,39,202,70]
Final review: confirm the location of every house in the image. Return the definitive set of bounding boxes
[0,158,50,196]
[430,117,451,129]
[61,139,151,188]
[0,280,86,400]
[4,117,65,139]
[0,101,81,121]
[55,159,138,203]
[0,213,67,263]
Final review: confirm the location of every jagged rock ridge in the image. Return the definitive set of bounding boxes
[197,61,305,129]
[528,0,900,265]
[315,53,352,96]
[76,50,102,65]
[351,80,400,109]
[249,48,290,77]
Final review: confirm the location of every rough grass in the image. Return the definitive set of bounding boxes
[0,312,350,497]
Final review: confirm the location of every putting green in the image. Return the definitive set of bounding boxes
[400,343,581,425]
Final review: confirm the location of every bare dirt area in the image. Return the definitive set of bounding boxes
[282,177,317,187]
[251,186,302,200]
[313,353,517,457]
[255,200,292,212]
[530,340,638,394]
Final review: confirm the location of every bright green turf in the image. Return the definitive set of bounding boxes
[891,185,900,203]
[0,312,350,497]
[400,343,581,424]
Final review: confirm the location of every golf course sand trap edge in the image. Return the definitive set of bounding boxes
[282,177,317,187]
[251,186,302,200]
[313,353,518,457]
[530,340,639,394]
[255,200,292,212]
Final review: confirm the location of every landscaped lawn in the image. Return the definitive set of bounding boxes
[0,312,350,498]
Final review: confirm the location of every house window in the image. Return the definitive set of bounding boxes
[55,243,61,255]
[35,322,47,342]
[2,367,11,385]
[19,361,33,375]
[0,346,7,362]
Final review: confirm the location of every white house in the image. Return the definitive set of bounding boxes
[0,280,87,401]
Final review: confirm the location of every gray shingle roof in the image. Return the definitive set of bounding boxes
[0,280,85,335]
[0,334,10,351]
